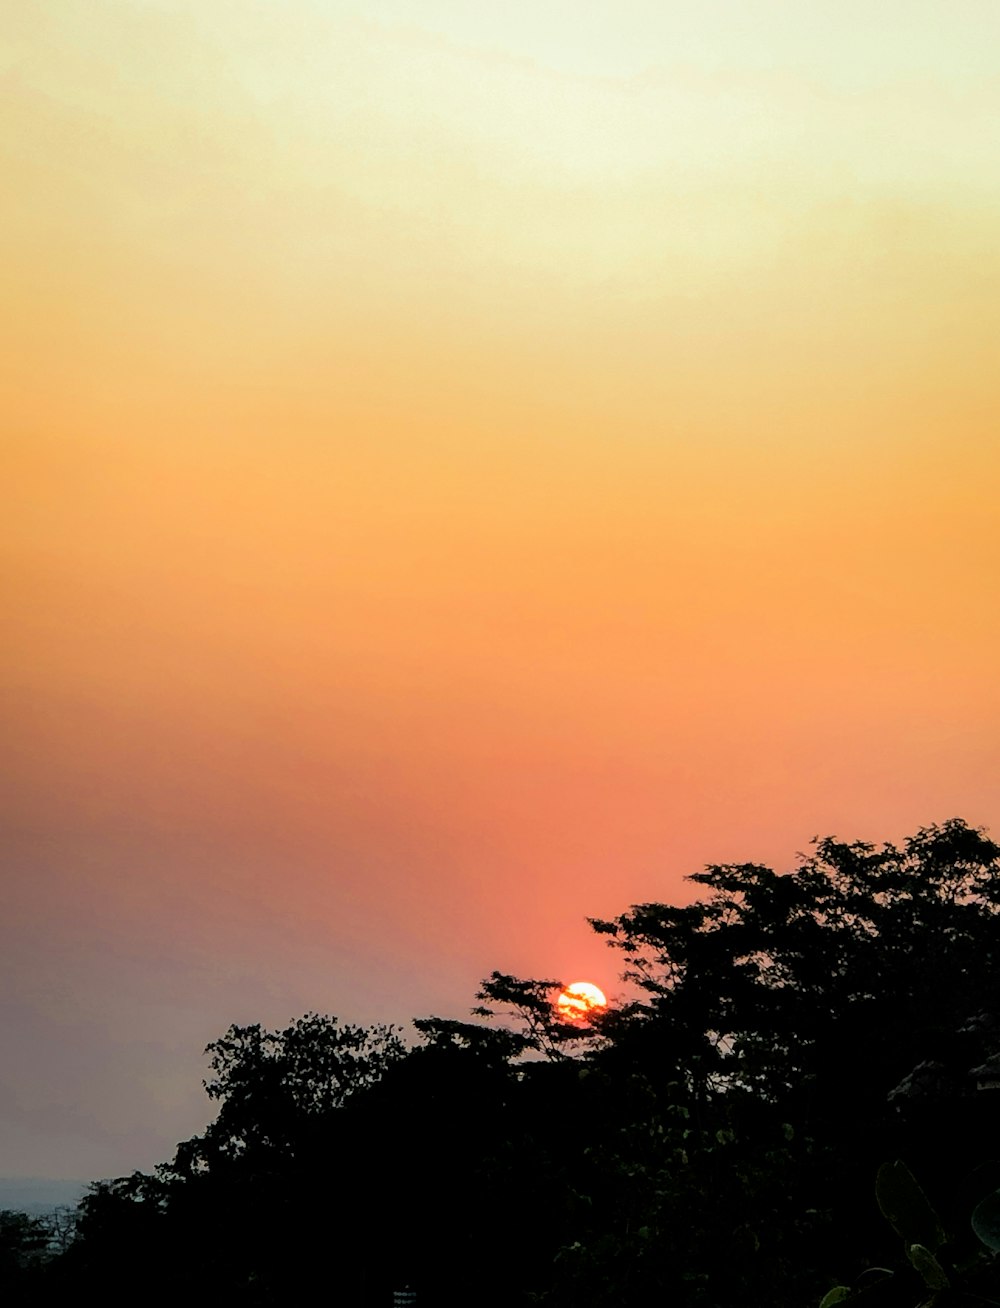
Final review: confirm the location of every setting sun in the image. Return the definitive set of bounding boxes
[556,981,607,1024]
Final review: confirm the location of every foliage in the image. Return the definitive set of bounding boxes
[0,1209,58,1306]
[590,819,1000,1110]
[816,1160,1000,1307]
[471,971,605,1058]
[198,1012,406,1158]
[36,818,1000,1308]
[0,1209,49,1269]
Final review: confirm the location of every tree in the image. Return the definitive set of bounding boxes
[196,1012,406,1160]
[590,819,1000,1114]
[471,971,606,1059]
[61,1016,408,1306]
[558,818,1000,1305]
[0,1209,49,1272]
[43,818,1000,1308]
[41,1207,77,1257]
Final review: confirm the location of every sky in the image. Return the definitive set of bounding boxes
[3,0,1000,1181]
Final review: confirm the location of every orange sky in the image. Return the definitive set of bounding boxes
[3,0,1000,1178]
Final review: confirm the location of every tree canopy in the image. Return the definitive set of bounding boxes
[18,818,1000,1307]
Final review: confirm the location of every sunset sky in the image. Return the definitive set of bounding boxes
[4,1,1000,1181]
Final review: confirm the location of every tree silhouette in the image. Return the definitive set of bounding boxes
[42,818,1000,1308]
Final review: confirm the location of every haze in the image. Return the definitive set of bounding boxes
[3,0,999,1180]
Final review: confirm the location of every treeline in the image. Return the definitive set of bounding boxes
[6,818,1000,1307]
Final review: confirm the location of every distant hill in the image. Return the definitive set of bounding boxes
[0,1178,86,1216]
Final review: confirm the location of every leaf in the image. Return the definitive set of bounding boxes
[852,1268,894,1291]
[972,1189,1000,1252]
[876,1161,946,1252]
[819,1288,852,1307]
[907,1243,950,1290]
[838,1270,901,1307]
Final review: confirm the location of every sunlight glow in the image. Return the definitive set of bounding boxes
[556,982,608,1023]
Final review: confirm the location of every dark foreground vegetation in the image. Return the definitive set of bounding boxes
[6,819,1000,1307]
